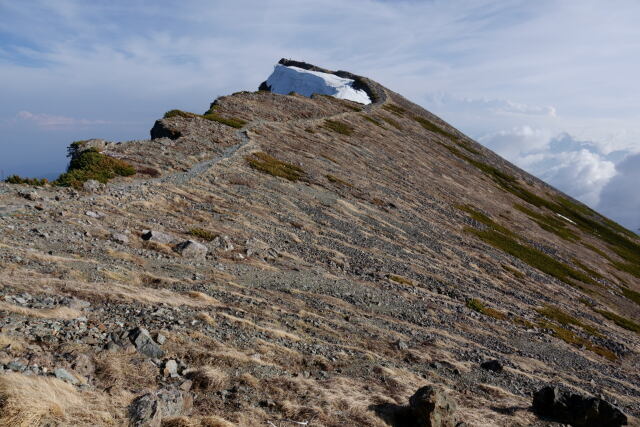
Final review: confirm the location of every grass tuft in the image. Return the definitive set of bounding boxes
[188,228,216,241]
[621,287,640,307]
[382,104,406,116]
[466,298,506,320]
[164,109,247,128]
[324,120,354,136]
[536,305,601,337]
[55,148,135,188]
[4,175,48,186]
[246,152,305,182]
[361,115,385,128]
[326,174,352,187]
[388,274,413,286]
[595,308,640,334]
[514,204,580,242]
[537,320,616,361]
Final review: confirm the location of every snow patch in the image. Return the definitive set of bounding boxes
[556,213,577,224]
[266,65,371,105]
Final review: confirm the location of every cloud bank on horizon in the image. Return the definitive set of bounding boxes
[0,0,639,230]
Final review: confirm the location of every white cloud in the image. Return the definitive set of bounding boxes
[480,129,616,207]
[16,111,108,129]
[597,153,640,231]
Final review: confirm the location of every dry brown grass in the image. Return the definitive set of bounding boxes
[187,291,220,306]
[197,311,217,326]
[162,415,235,427]
[143,240,176,255]
[0,301,81,319]
[94,351,158,390]
[0,373,112,426]
[185,366,229,392]
[0,333,25,352]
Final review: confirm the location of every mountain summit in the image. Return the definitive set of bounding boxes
[0,59,638,426]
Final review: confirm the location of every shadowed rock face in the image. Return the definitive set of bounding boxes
[533,386,627,426]
[0,60,638,426]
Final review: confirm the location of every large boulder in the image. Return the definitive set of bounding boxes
[174,240,208,258]
[129,327,165,359]
[409,385,458,427]
[150,119,182,140]
[141,230,177,245]
[532,386,627,427]
[129,388,192,427]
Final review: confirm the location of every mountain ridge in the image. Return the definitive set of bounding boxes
[0,60,638,426]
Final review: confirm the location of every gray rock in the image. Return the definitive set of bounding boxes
[83,179,104,192]
[480,359,503,372]
[409,385,458,427]
[18,190,39,201]
[141,230,177,244]
[7,361,26,372]
[129,327,165,359]
[72,354,95,377]
[174,240,207,258]
[396,340,409,351]
[85,210,102,218]
[163,360,178,378]
[156,333,166,345]
[54,368,79,385]
[111,232,130,244]
[532,386,627,427]
[129,388,191,427]
[212,235,234,251]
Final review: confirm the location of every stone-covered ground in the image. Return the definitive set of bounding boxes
[0,79,638,426]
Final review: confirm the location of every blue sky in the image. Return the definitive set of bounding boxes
[1,0,639,230]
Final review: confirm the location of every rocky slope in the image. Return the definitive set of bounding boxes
[0,60,638,426]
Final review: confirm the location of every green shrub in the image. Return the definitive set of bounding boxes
[246,152,305,182]
[457,205,514,237]
[466,298,506,320]
[54,148,135,188]
[381,116,402,130]
[622,287,640,307]
[164,109,246,129]
[164,109,198,119]
[536,305,601,337]
[382,104,406,116]
[361,115,385,128]
[537,320,616,360]
[595,308,640,334]
[514,204,580,242]
[323,120,354,136]
[326,174,352,187]
[4,175,48,186]
[465,226,597,289]
[202,112,246,128]
[388,274,413,286]
[188,228,216,241]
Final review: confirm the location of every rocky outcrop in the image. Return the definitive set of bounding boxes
[129,388,192,427]
[409,385,458,427]
[174,240,208,258]
[150,119,182,140]
[532,386,627,426]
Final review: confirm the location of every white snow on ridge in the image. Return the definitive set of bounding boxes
[266,64,371,105]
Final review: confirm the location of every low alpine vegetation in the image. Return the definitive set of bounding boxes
[246,152,305,182]
[164,109,247,129]
[594,308,640,334]
[323,120,354,136]
[188,228,217,241]
[4,175,48,186]
[466,298,506,320]
[55,147,135,188]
